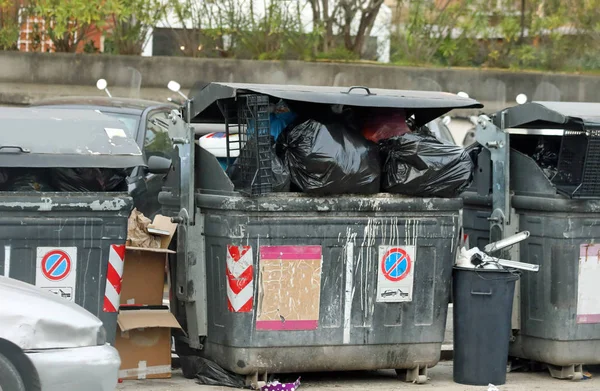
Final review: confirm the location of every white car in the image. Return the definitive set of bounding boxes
[0,276,120,391]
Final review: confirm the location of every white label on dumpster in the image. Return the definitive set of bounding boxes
[105,127,127,138]
[36,247,77,302]
[376,246,415,303]
[577,244,600,323]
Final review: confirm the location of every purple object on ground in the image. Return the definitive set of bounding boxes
[261,377,301,391]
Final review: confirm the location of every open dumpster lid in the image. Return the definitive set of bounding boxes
[0,107,145,168]
[493,101,600,130]
[186,82,483,127]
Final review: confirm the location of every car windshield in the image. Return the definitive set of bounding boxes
[101,112,139,137]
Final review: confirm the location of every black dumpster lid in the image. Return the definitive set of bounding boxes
[494,101,600,130]
[186,82,483,127]
[0,107,145,168]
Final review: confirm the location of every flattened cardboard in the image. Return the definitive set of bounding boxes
[117,309,181,331]
[120,249,167,306]
[256,246,322,330]
[121,213,176,306]
[147,215,177,249]
[115,310,181,380]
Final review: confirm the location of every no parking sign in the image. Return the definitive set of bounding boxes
[36,247,77,302]
[376,246,416,303]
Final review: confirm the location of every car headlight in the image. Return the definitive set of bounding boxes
[97,326,107,345]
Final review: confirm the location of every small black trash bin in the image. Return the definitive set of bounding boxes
[453,266,519,385]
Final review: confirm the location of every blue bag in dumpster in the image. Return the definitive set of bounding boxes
[278,119,381,195]
[380,132,474,197]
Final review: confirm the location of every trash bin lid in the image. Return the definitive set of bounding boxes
[494,101,600,130]
[0,107,145,168]
[186,82,483,127]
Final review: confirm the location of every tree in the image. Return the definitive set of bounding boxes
[110,0,166,55]
[0,0,22,50]
[30,0,120,52]
[308,0,387,57]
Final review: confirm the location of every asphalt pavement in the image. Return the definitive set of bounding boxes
[117,361,600,391]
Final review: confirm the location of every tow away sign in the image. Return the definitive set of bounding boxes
[376,246,416,303]
[36,247,77,302]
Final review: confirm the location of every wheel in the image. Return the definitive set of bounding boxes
[0,351,26,391]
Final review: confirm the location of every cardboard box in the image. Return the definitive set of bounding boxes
[121,215,177,306]
[115,309,181,380]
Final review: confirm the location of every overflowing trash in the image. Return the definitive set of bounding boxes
[488,384,500,391]
[277,118,381,195]
[379,133,474,197]
[50,167,128,192]
[199,98,477,198]
[531,137,560,179]
[261,377,301,391]
[0,167,129,192]
[179,356,250,389]
[361,109,411,143]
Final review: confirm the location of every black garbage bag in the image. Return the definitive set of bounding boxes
[277,119,381,195]
[50,168,129,192]
[380,133,474,197]
[6,169,54,192]
[227,139,291,193]
[180,356,250,389]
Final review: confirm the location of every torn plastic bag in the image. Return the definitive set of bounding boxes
[362,109,411,143]
[380,133,474,197]
[50,168,129,192]
[180,356,251,389]
[278,119,381,195]
[227,138,291,193]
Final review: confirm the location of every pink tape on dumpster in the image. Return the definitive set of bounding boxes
[261,377,301,391]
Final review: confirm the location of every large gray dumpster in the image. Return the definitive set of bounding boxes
[0,108,145,344]
[463,102,600,379]
[162,82,483,384]
[199,193,460,378]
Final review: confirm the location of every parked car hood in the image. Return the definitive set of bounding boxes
[0,276,102,350]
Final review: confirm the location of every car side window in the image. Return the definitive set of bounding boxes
[144,111,173,159]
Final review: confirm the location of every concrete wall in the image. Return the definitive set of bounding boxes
[1,52,599,111]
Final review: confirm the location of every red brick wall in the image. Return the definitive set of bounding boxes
[17,5,110,53]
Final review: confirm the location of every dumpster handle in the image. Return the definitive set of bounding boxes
[471,290,492,296]
[342,86,376,96]
[0,145,30,153]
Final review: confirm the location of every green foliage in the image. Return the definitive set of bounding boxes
[0,0,21,50]
[30,0,121,52]
[391,0,600,72]
[111,0,166,55]
[316,46,359,61]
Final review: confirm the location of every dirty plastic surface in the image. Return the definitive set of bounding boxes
[0,193,133,344]
[194,193,460,375]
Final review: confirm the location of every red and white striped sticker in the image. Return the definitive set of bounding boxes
[103,244,126,313]
[226,245,253,312]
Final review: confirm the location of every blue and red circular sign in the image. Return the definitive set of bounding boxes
[41,250,72,281]
[381,248,411,282]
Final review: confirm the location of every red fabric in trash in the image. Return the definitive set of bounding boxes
[362,110,410,143]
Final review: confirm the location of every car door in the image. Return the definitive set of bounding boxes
[139,109,174,217]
